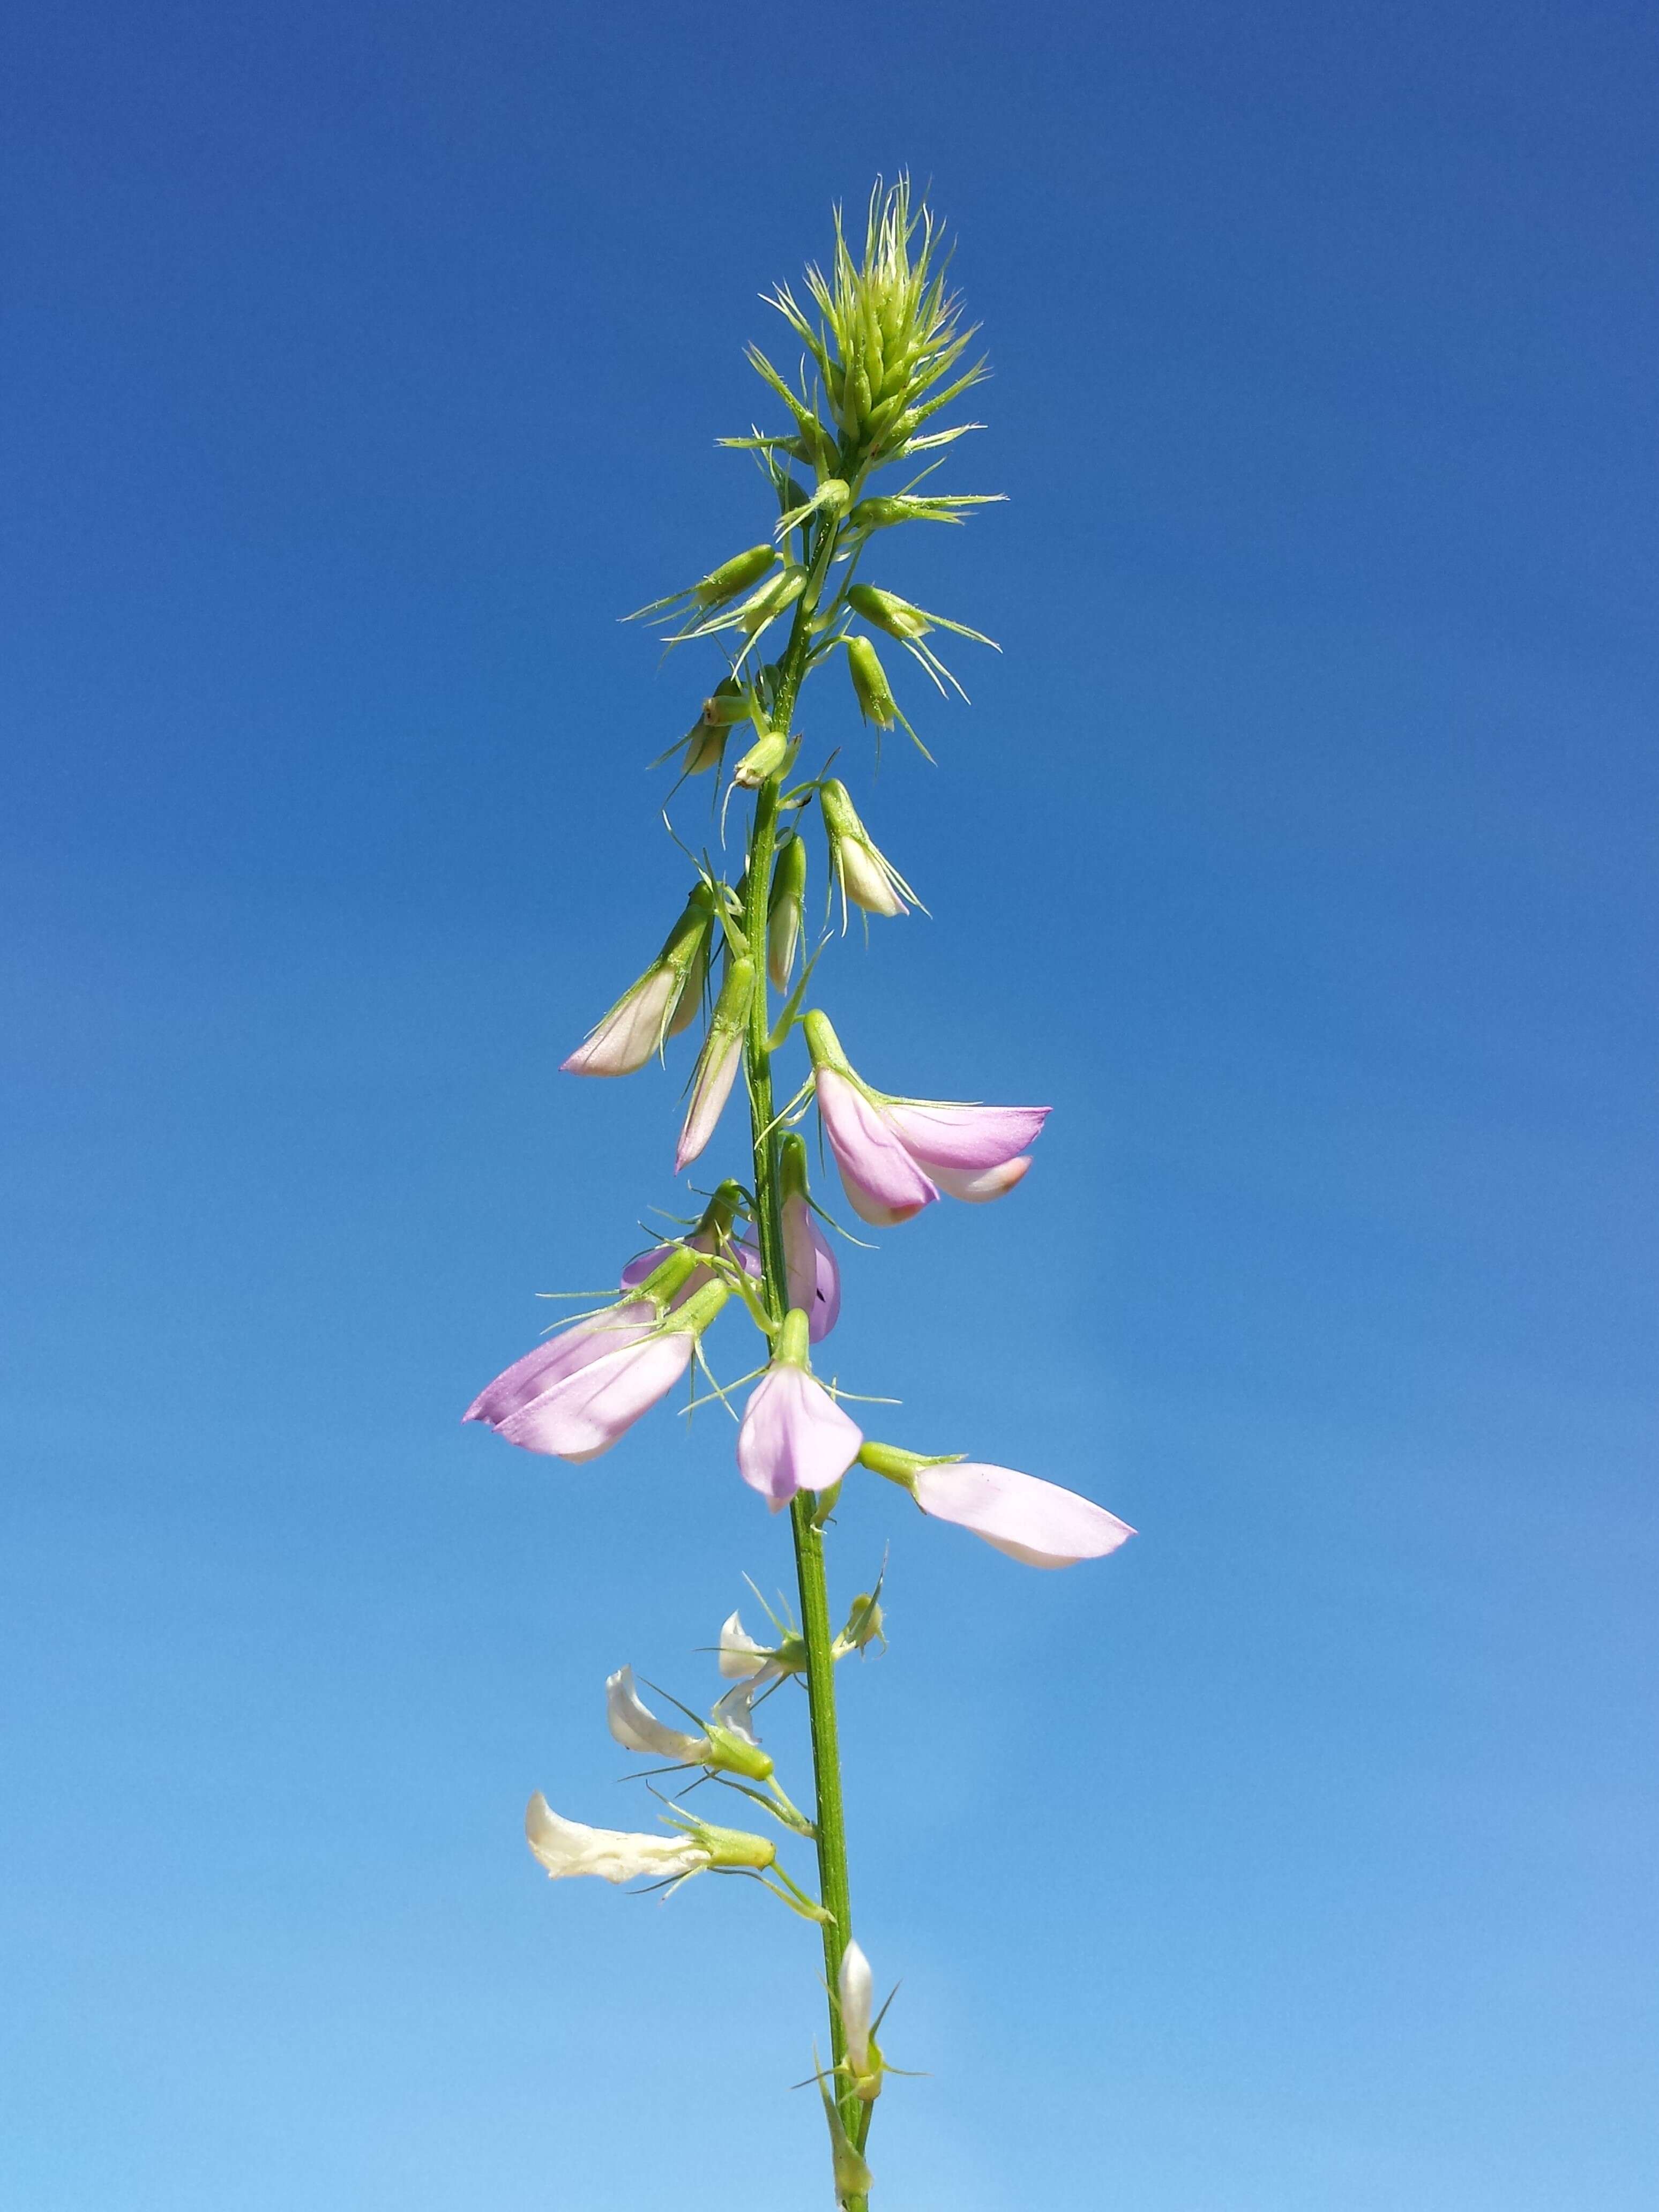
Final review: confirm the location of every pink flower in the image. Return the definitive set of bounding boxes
[675,956,753,1171]
[562,967,681,1077]
[813,1065,939,1225]
[804,1011,1049,1224]
[737,1310,863,1512]
[562,891,714,1076]
[464,1302,657,1428]
[910,1461,1134,1568]
[779,1135,840,1341]
[465,1281,729,1464]
[782,1191,841,1341]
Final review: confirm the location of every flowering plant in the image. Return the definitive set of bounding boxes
[467,181,1132,2207]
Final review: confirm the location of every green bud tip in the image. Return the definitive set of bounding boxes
[694,544,778,607]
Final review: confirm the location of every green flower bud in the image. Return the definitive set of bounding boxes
[819,779,916,920]
[734,727,791,788]
[693,543,778,608]
[846,635,898,730]
[768,833,808,988]
[833,1588,885,1658]
[846,496,910,532]
[847,582,928,642]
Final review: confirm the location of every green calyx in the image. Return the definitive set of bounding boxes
[630,1244,704,1310]
[682,1820,776,1873]
[774,1306,812,1369]
[779,1129,812,1202]
[734,727,791,788]
[702,1725,774,1783]
[668,1278,732,1340]
[802,1008,855,1080]
[855,1439,961,1487]
[708,954,756,1038]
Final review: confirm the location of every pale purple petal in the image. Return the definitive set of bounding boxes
[736,1366,863,1511]
[675,1032,744,1171]
[495,1328,695,1462]
[782,1192,841,1341]
[464,1303,656,1426]
[561,968,678,1077]
[882,1101,1050,1172]
[910,1462,1134,1568]
[814,1068,938,1227]
[929,1156,1033,1204]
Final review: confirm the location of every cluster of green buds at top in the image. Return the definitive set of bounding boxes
[759,178,985,476]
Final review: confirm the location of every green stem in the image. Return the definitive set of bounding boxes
[741,519,869,2208]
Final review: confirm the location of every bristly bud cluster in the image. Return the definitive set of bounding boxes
[761,177,985,475]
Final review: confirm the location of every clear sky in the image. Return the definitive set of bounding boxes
[4,4,1655,2208]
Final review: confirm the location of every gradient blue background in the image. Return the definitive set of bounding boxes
[4,4,1655,2206]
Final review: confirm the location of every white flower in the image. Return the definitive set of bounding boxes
[605,1665,706,1762]
[718,1609,774,1680]
[524,1793,709,1885]
[710,1677,762,1742]
[838,1939,875,2076]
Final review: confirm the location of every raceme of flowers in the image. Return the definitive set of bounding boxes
[462,180,1133,2211]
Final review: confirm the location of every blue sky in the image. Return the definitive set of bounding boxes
[3,3,1655,2206]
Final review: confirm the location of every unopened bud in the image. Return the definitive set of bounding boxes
[742,564,807,634]
[693,543,778,608]
[847,582,928,641]
[846,635,898,730]
[846,496,910,533]
[734,727,791,788]
[768,833,808,987]
[820,779,914,919]
[834,1589,885,1658]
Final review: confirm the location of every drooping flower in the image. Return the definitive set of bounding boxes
[858,1440,1134,1568]
[780,1132,841,1341]
[603,1664,773,1780]
[462,1302,659,1430]
[466,1279,728,1464]
[767,833,808,989]
[737,1308,863,1511]
[562,886,715,1076]
[525,1793,774,1886]
[804,1010,1048,1223]
[676,955,754,1170]
[819,779,918,922]
[605,1666,706,1762]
